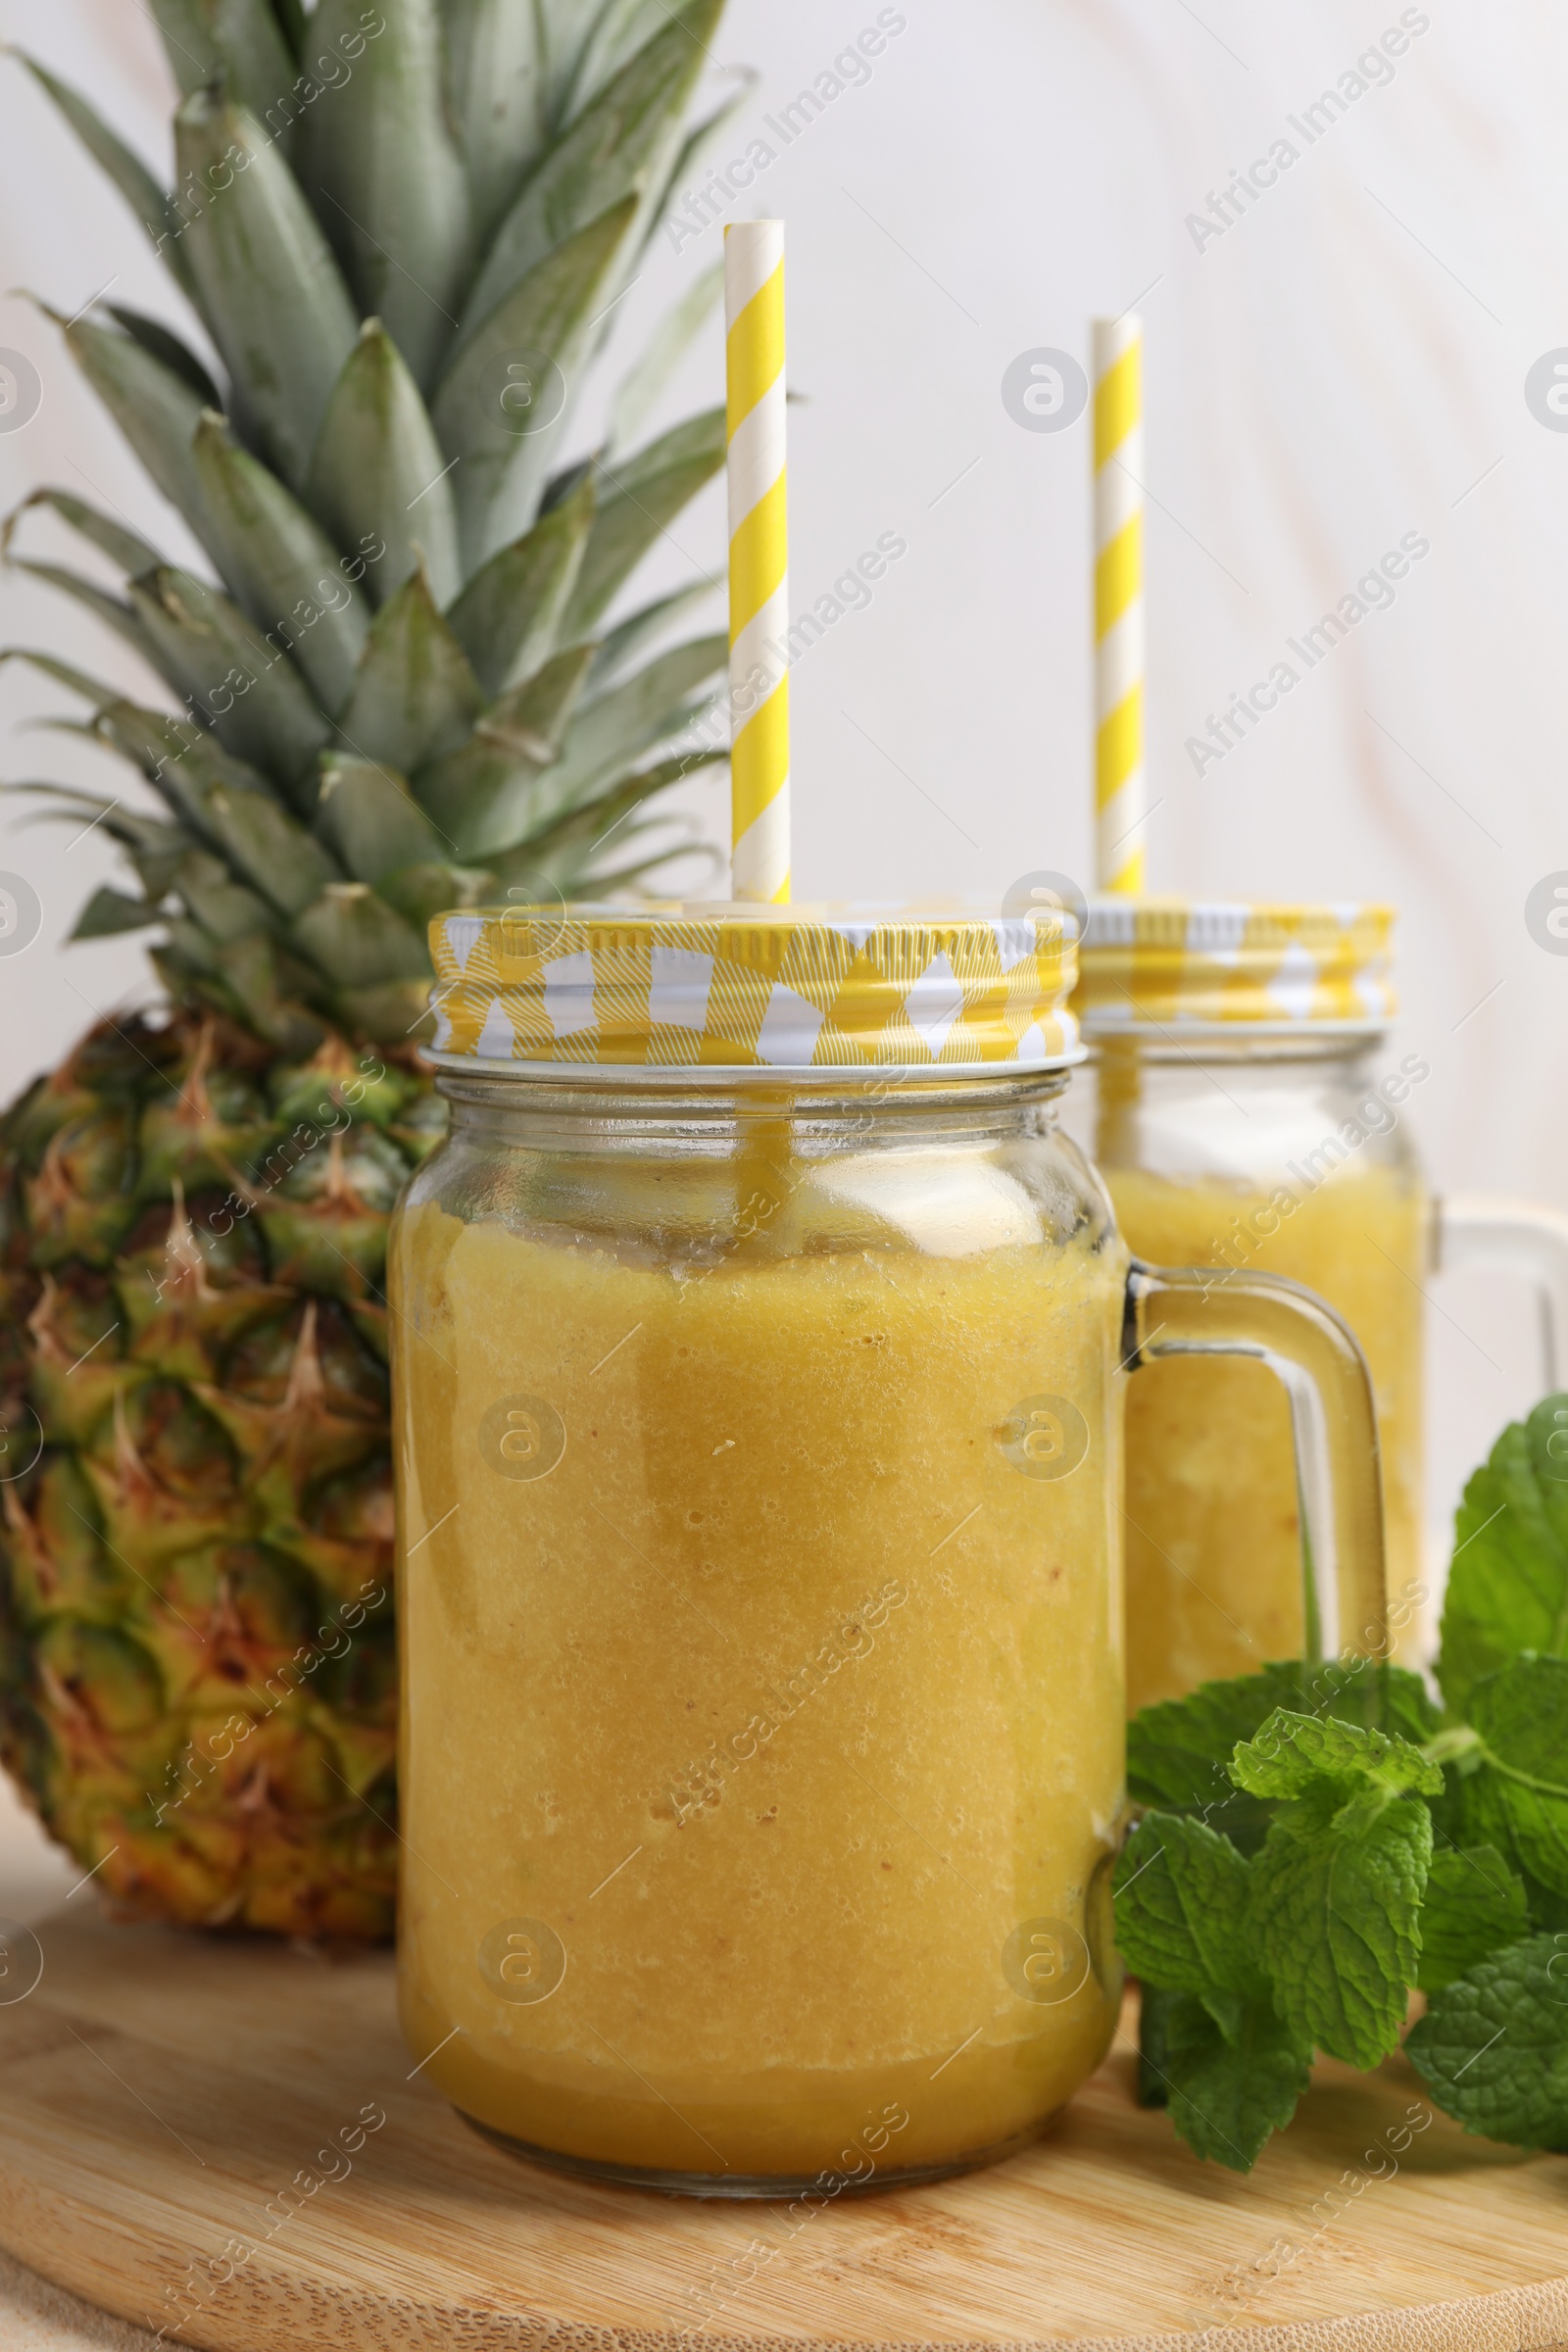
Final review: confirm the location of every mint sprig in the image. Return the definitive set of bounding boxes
[1235,1709,1439,2068]
[1113,1392,1568,2172]
[1112,1812,1267,2018]
[1406,1935,1568,2148]
[1416,1846,1529,1991]
[1129,1659,1439,1855]
[1150,1993,1315,2171]
[1112,1815,1312,2169]
[1438,1395,1568,1715]
[1466,1656,1568,1897]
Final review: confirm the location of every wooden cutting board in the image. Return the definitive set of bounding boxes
[0,1905,1565,2352]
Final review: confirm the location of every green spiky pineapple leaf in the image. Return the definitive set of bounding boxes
[5,558,158,673]
[61,313,211,536]
[459,1,719,345]
[71,887,168,940]
[146,0,220,90]
[174,87,360,489]
[192,412,372,710]
[565,408,726,635]
[446,474,596,697]
[445,0,549,241]
[125,568,333,801]
[318,756,450,882]
[14,53,200,307]
[4,487,163,579]
[607,261,723,459]
[336,570,484,772]
[200,0,305,144]
[307,0,473,390]
[434,195,641,564]
[306,322,463,609]
[105,307,223,408]
[417,644,596,857]
[11,0,732,1011]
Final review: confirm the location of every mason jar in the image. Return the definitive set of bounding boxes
[388,904,1386,2195]
[1072,899,1568,1714]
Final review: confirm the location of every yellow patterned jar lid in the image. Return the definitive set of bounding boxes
[426,902,1081,1074]
[1073,900,1396,1034]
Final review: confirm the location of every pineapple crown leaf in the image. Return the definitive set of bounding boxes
[587,581,715,695]
[7,48,181,284]
[5,561,152,678]
[3,486,165,579]
[72,885,171,941]
[0,647,121,707]
[1,786,188,880]
[605,256,723,463]
[103,304,223,408]
[9,0,736,1048]
[318,757,451,886]
[6,290,67,326]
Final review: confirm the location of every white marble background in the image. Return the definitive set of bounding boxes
[2,0,1565,1585]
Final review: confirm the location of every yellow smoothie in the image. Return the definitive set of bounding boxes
[1107,1158,1427,1712]
[390,1142,1128,2183]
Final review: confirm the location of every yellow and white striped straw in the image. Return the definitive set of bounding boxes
[725,220,790,905]
[1093,315,1146,895]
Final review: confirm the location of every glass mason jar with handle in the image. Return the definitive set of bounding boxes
[389,904,1386,2195]
[1071,899,1568,1714]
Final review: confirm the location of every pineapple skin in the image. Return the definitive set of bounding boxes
[0,1009,444,1937]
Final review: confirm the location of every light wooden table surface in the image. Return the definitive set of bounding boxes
[0,1783,153,2352]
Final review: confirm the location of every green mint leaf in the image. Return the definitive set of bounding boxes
[1136,1982,1174,2108]
[1417,1845,1531,1991]
[1249,1778,1432,2066]
[1467,1657,1568,1899]
[1454,1763,1568,1935]
[1129,1661,1439,1856]
[1424,1740,1472,1852]
[1112,1813,1266,2010]
[1437,1394,1568,1718]
[1311,1657,1443,1746]
[1405,1932,1568,2148]
[1230,1707,1445,1802]
[1145,1990,1314,2172]
[1129,1663,1321,1802]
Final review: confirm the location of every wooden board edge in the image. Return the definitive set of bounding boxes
[4,2160,1568,2352]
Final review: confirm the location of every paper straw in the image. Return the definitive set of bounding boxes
[1093,315,1146,895]
[725,220,791,905]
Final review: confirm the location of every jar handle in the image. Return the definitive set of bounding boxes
[1436,1197,1568,1393]
[1123,1259,1388,1668]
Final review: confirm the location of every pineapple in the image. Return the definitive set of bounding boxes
[0,0,735,1936]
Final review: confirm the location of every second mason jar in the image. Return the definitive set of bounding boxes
[1072,898,1568,1713]
[390,902,1385,2195]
